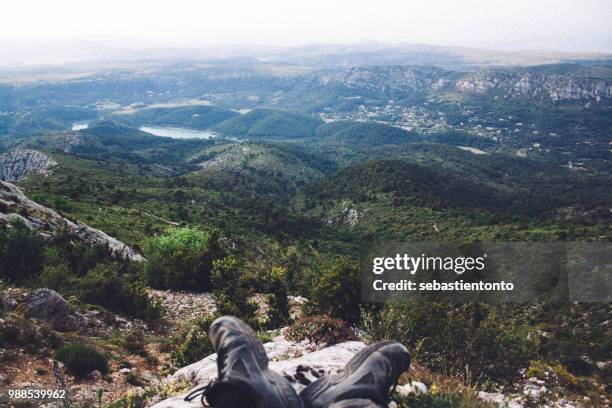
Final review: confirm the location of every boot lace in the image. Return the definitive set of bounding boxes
[184,381,215,407]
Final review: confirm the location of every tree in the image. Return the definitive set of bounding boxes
[312,258,361,324]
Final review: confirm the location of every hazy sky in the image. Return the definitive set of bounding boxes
[1,0,611,52]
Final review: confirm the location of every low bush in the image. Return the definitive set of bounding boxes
[171,317,216,367]
[144,228,225,291]
[124,332,147,356]
[55,344,108,378]
[397,393,491,408]
[107,379,193,408]
[263,266,290,329]
[311,258,361,324]
[74,263,162,321]
[257,332,273,343]
[0,316,49,353]
[0,221,45,284]
[285,315,355,346]
[362,302,538,385]
[533,303,611,376]
[211,256,257,326]
[39,263,73,291]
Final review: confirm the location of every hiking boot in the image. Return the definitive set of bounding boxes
[185,316,303,408]
[329,400,387,408]
[299,341,410,408]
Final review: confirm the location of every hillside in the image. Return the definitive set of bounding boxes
[213,108,323,139]
[6,121,215,167]
[0,55,610,408]
[296,153,611,241]
[299,159,503,212]
[313,121,421,147]
[0,105,97,136]
[0,180,142,260]
[123,105,239,129]
[187,141,336,199]
[313,64,612,102]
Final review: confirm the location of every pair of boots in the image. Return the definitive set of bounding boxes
[185,316,410,408]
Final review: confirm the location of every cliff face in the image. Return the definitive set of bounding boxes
[317,66,450,94]
[0,180,143,261]
[455,71,612,101]
[0,149,58,182]
[317,66,612,101]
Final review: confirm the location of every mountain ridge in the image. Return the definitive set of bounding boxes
[0,180,143,261]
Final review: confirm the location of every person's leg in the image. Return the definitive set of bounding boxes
[328,399,386,408]
[300,341,410,408]
[188,316,303,408]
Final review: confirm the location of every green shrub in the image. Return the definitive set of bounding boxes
[126,372,145,387]
[0,317,45,353]
[257,332,273,343]
[171,317,215,367]
[311,258,361,324]
[49,229,116,276]
[39,263,74,291]
[534,303,611,376]
[286,315,355,346]
[55,344,108,378]
[211,256,257,325]
[0,221,45,283]
[144,228,224,291]
[124,332,147,356]
[0,316,64,353]
[74,263,162,321]
[264,266,290,329]
[397,393,494,408]
[362,302,538,385]
[0,321,22,345]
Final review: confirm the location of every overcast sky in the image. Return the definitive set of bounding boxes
[1,0,611,52]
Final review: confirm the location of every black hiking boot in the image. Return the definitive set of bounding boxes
[185,316,303,408]
[299,341,410,408]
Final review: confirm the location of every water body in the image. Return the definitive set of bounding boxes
[72,122,89,131]
[139,126,216,139]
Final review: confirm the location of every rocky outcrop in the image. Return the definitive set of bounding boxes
[0,180,143,261]
[318,65,451,95]
[324,200,360,228]
[0,149,58,182]
[316,66,612,102]
[25,288,84,331]
[455,71,612,101]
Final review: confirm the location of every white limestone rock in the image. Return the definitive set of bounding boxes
[478,391,524,408]
[0,149,58,182]
[396,381,428,396]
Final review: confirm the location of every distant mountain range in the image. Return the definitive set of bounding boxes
[1,40,611,74]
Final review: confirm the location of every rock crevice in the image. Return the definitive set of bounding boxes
[0,149,58,182]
